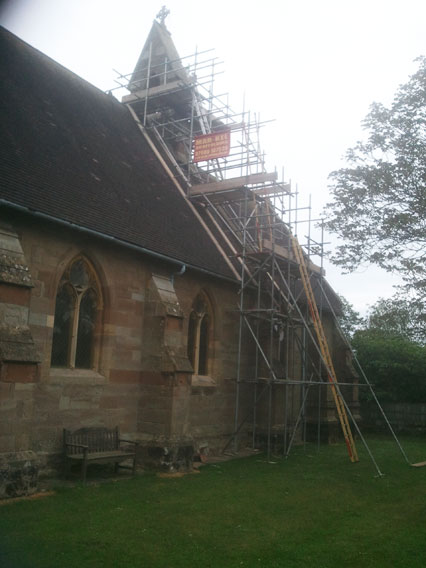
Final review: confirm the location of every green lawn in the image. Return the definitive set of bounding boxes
[1,436,426,568]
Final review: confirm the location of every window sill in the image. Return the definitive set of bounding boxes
[191,375,217,388]
[49,367,106,385]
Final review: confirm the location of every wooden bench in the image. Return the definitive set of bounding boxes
[63,427,138,482]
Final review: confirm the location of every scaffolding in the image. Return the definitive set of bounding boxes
[109,36,404,475]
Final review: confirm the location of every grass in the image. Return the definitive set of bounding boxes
[1,436,426,567]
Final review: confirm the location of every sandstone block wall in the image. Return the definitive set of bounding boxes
[0,214,251,470]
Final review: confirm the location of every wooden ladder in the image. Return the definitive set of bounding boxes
[291,236,359,463]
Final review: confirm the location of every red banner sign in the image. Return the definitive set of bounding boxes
[193,130,231,162]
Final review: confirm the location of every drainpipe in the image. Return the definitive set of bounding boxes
[171,263,186,285]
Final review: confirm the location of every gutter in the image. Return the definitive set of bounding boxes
[0,199,239,285]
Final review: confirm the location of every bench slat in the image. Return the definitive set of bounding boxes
[67,451,134,460]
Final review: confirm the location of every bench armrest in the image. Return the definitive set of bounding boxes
[119,438,138,446]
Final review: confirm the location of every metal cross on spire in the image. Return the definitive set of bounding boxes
[156,5,170,25]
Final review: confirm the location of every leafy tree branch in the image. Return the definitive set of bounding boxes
[324,57,426,308]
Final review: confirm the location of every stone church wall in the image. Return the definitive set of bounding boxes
[0,213,247,472]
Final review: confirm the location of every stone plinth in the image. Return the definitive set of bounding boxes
[0,450,38,499]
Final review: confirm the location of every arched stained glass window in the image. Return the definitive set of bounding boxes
[198,314,209,375]
[187,294,212,376]
[51,257,101,369]
[187,311,197,370]
[75,288,98,369]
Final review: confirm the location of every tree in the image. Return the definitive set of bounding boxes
[367,296,425,344]
[353,297,426,403]
[336,294,365,340]
[325,57,426,310]
[353,330,426,403]
[337,296,426,402]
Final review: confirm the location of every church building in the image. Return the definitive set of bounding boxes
[0,15,359,490]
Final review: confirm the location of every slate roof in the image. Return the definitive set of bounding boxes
[0,27,235,280]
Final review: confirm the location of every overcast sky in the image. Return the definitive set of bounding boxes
[2,0,425,314]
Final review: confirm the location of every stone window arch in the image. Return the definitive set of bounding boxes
[187,293,213,376]
[51,256,102,369]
